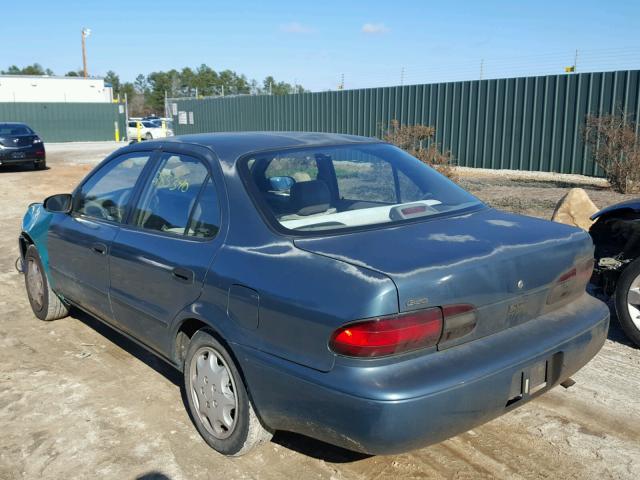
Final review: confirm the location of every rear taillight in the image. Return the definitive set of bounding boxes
[330,308,443,358]
[547,257,594,305]
[440,304,477,343]
[330,304,478,358]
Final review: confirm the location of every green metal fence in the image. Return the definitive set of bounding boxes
[171,70,640,176]
[0,102,126,142]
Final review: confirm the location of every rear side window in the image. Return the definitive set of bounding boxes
[132,153,220,238]
[75,152,151,222]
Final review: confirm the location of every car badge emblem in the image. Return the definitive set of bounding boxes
[13,138,19,143]
[406,297,429,308]
[517,280,524,289]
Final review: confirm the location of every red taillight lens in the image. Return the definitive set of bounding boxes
[330,308,443,358]
[547,257,594,305]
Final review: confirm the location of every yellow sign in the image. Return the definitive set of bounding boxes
[565,66,575,73]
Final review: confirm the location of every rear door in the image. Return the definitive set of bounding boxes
[108,145,224,353]
[48,151,153,321]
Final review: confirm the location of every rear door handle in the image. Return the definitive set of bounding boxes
[172,267,194,283]
[91,242,107,255]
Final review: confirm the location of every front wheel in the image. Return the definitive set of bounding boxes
[145,132,153,140]
[24,245,69,321]
[614,257,640,347]
[183,329,272,456]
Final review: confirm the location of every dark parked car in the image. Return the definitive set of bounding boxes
[0,122,46,169]
[590,199,640,346]
[18,132,609,456]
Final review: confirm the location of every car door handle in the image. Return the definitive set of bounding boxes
[90,242,107,255]
[172,267,194,283]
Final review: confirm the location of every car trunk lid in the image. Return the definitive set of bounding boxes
[294,207,594,348]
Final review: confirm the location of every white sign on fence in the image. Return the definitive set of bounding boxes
[188,112,194,125]
[178,111,187,124]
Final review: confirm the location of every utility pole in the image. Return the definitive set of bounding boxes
[479,59,484,81]
[400,67,405,86]
[574,49,579,73]
[81,27,91,78]
[269,81,273,95]
[338,73,344,90]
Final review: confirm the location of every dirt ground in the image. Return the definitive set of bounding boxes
[1,143,639,480]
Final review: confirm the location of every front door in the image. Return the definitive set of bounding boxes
[48,151,152,321]
[108,149,223,353]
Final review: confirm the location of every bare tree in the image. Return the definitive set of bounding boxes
[382,120,456,179]
[584,111,640,193]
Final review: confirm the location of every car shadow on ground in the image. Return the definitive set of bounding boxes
[135,473,172,480]
[588,288,638,349]
[606,310,637,348]
[272,431,370,462]
[70,308,372,463]
[0,164,50,173]
[71,308,182,386]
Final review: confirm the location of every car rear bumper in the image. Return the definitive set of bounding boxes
[234,294,609,454]
[0,147,45,165]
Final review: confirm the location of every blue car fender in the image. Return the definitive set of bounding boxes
[21,202,55,280]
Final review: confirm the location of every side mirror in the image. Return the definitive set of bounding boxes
[44,193,73,213]
[269,176,295,192]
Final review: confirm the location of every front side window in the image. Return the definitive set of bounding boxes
[75,152,150,222]
[241,143,482,233]
[132,153,220,238]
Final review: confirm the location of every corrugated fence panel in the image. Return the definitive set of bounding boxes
[171,70,640,176]
[0,102,125,142]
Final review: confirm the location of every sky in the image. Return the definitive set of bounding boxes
[2,0,639,91]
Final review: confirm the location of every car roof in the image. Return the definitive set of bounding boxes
[158,131,382,165]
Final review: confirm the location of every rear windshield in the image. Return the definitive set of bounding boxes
[0,124,33,136]
[239,143,482,234]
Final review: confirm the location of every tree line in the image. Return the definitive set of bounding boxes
[1,63,305,115]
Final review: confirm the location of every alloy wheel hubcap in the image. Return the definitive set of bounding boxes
[190,347,238,439]
[627,273,640,330]
[26,258,44,310]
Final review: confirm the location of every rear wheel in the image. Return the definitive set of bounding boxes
[24,245,68,321]
[145,132,153,140]
[34,160,46,170]
[183,329,272,456]
[615,257,640,347]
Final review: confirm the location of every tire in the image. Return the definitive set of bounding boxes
[183,329,272,456]
[24,245,69,321]
[34,161,46,170]
[145,132,153,140]
[614,257,640,347]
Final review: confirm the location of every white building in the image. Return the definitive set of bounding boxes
[0,75,113,103]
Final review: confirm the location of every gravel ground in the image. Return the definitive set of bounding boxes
[0,144,639,480]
